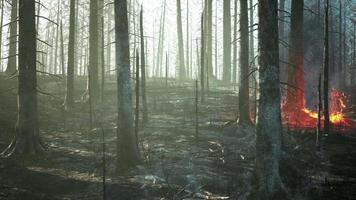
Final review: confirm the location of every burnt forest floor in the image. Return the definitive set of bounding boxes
[1,74,356,200]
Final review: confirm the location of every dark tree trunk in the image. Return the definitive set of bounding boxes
[286,0,304,113]
[176,0,186,79]
[2,0,44,157]
[5,0,18,75]
[222,0,231,83]
[140,7,148,124]
[256,0,284,197]
[89,0,100,104]
[115,0,141,171]
[65,0,76,109]
[238,0,251,124]
[323,0,330,135]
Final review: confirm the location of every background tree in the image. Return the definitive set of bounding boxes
[5,0,17,75]
[140,6,148,124]
[176,0,186,80]
[65,0,76,109]
[222,0,231,83]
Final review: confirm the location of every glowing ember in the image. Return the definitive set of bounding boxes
[283,89,350,129]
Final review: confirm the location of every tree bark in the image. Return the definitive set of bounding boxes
[222,0,231,83]
[65,0,76,109]
[140,7,148,124]
[89,0,100,104]
[176,0,186,80]
[256,0,285,197]
[323,0,330,135]
[232,0,238,87]
[238,0,251,124]
[115,0,141,171]
[5,0,18,75]
[286,0,304,113]
[2,0,44,157]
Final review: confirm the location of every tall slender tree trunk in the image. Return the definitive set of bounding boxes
[89,0,100,103]
[214,0,218,78]
[5,0,18,74]
[222,0,231,83]
[115,0,141,170]
[65,0,76,109]
[101,16,105,103]
[54,1,60,74]
[140,7,148,124]
[256,0,285,197]
[60,20,65,75]
[0,0,4,71]
[286,0,304,113]
[2,0,44,157]
[238,0,251,124]
[156,0,166,78]
[232,0,238,87]
[338,1,342,89]
[176,0,186,80]
[206,0,213,80]
[323,0,330,135]
[186,0,190,79]
[200,11,206,103]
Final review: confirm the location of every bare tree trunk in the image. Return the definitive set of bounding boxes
[323,0,330,135]
[60,20,65,75]
[65,0,76,109]
[238,0,251,124]
[5,0,17,74]
[206,0,213,80]
[338,1,342,89]
[2,0,44,157]
[200,12,206,103]
[54,1,60,74]
[135,49,139,149]
[101,16,105,103]
[115,0,141,171]
[89,0,100,104]
[176,0,186,80]
[232,0,238,87]
[0,0,4,71]
[186,0,190,79]
[256,0,284,197]
[214,0,218,78]
[222,0,231,83]
[286,0,304,113]
[140,7,148,124]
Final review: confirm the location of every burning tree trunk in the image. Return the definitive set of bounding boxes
[323,0,330,134]
[176,0,186,80]
[286,0,304,113]
[5,0,17,75]
[2,0,44,157]
[115,0,141,170]
[65,0,76,109]
[238,0,251,124]
[222,0,231,83]
[255,0,285,197]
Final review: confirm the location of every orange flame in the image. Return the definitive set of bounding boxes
[283,89,349,129]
